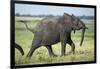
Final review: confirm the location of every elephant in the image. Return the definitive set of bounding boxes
[19,13,87,58]
[15,43,24,55]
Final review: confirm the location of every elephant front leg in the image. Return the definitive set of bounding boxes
[71,42,75,54]
[61,42,66,56]
[68,40,75,54]
[60,31,67,56]
[45,45,57,57]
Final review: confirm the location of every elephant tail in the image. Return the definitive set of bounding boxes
[15,43,24,56]
[17,20,35,33]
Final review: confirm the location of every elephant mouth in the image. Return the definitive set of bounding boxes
[76,28,81,30]
[78,26,87,30]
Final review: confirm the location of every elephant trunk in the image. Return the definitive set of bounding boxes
[80,28,85,46]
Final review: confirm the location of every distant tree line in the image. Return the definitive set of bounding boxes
[15,13,94,19]
[78,15,94,19]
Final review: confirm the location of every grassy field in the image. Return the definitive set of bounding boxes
[15,16,95,66]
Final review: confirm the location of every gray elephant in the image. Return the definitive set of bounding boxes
[15,43,24,55]
[19,13,87,58]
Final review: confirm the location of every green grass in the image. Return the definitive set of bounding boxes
[15,17,95,66]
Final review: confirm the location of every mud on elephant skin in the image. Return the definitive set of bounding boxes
[19,13,87,58]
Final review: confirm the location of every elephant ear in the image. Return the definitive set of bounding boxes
[63,13,72,23]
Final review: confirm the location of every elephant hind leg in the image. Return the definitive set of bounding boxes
[26,45,39,58]
[45,45,57,57]
[15,43,24,55]
[26,39,41,58]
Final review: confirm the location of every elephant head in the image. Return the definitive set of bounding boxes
[63,13,87,46]
[71,14,87,46]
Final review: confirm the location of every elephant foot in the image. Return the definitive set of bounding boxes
[50,54,57,57]
[26,53,32,59]
[67,51,75,55]
[53,54,57,57]
[60,54,66,57]
[26,56,31,60]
